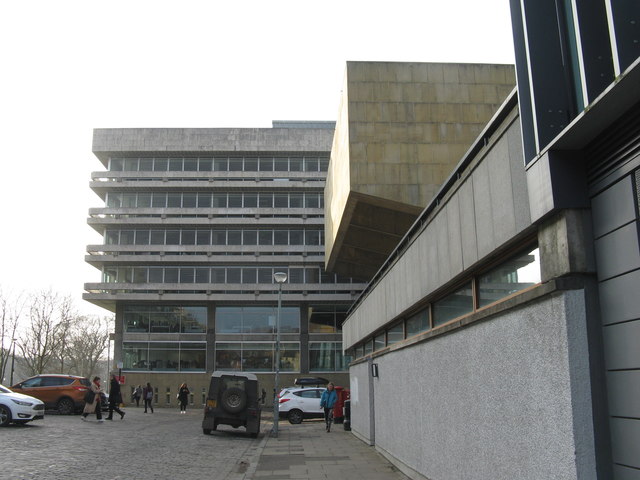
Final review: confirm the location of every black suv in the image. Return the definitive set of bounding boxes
[202,372,261,438]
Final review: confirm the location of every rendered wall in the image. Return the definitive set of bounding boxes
[349,291,596,480]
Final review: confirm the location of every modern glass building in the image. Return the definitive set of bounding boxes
[83,122,366,403]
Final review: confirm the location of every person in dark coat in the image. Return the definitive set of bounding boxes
[107,374,126,420]
[177,383,190,414]
[143,382,154,413]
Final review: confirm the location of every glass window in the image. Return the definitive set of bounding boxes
[139,158,153,171]
[182,230,196,245]
[105,230,119,245]
[197,193,212,208]
[212,230,226,245]
[228,230,241,245]
[182,307,207,333]
[259,230,272,245]
[305,230,320,245]
[406,309,429,337]
[122,193,137,207]
[166,230,180,245]
[150,231,165,245]
[183,158,198,171]
[289,157,302,171]
[216,343,242,371]
[274,230,288,245]
[152,193,167,208]
[243,230,257,245]
[212,193,227,208]
[106,193,121,208]
[150,310,180,333]
[257,268,273,283]
[305,194,319,208]
[149,267,163,283]
[288,268,304,283]
[280,308,300,333]
[374,333,385,351]
[309,305,336,333]
[274,194,288,208]
[290,230,303,245]
[195,268,209,284]
[137,193,152,207]
[336,344,350,371]
[179,268,195,283]
[228,157,243,171]
[167,193,182,208]
[244,193,257,208]
[304,157,318,172]
[478,247,541,308]
[385,323,404,345]
[259,193,273,208]
[109,158,123,171]
[364,340,373,355]
[211,268,225,283]
[433,282,474,327]
[183,193,197,208]
[215,307,240,334]
[228,193,242,208]
[153,158,168,171]
[120,230,134,244]
[274,157,288,171]
[124,158,138,171]
[133,267,147,283]
[279,342,300,371]
[244,157,258,171]
[123,342,149,370]
[309,342,335,371]
[124,310,149,333]
[227,268,241,283]
[305,267,319,283]
[243,343,273,371]
[164,268,179,283]
[259,157,273,171]
[169,158,183,171]
[242,268,257,284]
[196,230,211,245]
[180,343,206,370]
[149,342,179,371]
[198,158,213,171]
[290,193,303,208]
[319,158,329,172]
[214,157,228,172]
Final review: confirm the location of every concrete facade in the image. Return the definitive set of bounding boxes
[85,123,364,405]
[325,62,516,281]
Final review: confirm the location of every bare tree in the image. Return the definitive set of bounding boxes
[17,290,70,376]
[62,315,111,378]
[0,289,24,383]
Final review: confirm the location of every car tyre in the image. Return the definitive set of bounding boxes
[57,397,75,415]
[288,409,303,424]
[221,387,247,414]
[0,404,12,427]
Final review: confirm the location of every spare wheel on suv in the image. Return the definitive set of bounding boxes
[221,387,247,413]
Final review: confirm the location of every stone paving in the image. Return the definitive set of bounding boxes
[2,407,408,480]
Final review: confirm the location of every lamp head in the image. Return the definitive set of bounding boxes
[273,272,288,283]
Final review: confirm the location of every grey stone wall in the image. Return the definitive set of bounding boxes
[349,290,597,480]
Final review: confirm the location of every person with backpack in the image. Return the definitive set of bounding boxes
[143,382,154,413]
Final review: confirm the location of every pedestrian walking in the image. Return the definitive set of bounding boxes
[133,385,142,407]
[143,382,154,413]
[320,382,337,433]
[81,376,104,423]
[106,374,126,420]
[177,383,190,414]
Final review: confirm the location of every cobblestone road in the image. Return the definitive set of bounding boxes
[2,407,266,480]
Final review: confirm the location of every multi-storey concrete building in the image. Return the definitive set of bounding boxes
[84,122,366,402]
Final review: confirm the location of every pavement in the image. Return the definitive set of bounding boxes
[248,415,409,480]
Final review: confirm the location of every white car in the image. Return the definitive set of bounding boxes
[0,384,45,426]
[277,386,325,424]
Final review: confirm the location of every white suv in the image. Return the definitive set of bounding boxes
[277,386,324,424]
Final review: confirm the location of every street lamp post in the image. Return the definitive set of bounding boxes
[10,338,16,385]
[272,271,288,437]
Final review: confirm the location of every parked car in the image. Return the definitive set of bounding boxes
[0,384,45,426]
[10,374,91,414]
[278,385,349,424]
[202,371,261,438]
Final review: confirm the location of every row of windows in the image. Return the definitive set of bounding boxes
[121,341,348,373]
[109,156,329,173]
[105,191,324,209]
[123,304,348,335]
[351,246,541,358]
[104,266,356,285]
[105,228,325,247]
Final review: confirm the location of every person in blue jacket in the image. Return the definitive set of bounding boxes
[319,382,338,432]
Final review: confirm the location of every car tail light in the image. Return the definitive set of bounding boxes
[279,398,290,404]
[72,386,89,391]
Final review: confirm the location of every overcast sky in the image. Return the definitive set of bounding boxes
[0,0,515,316]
